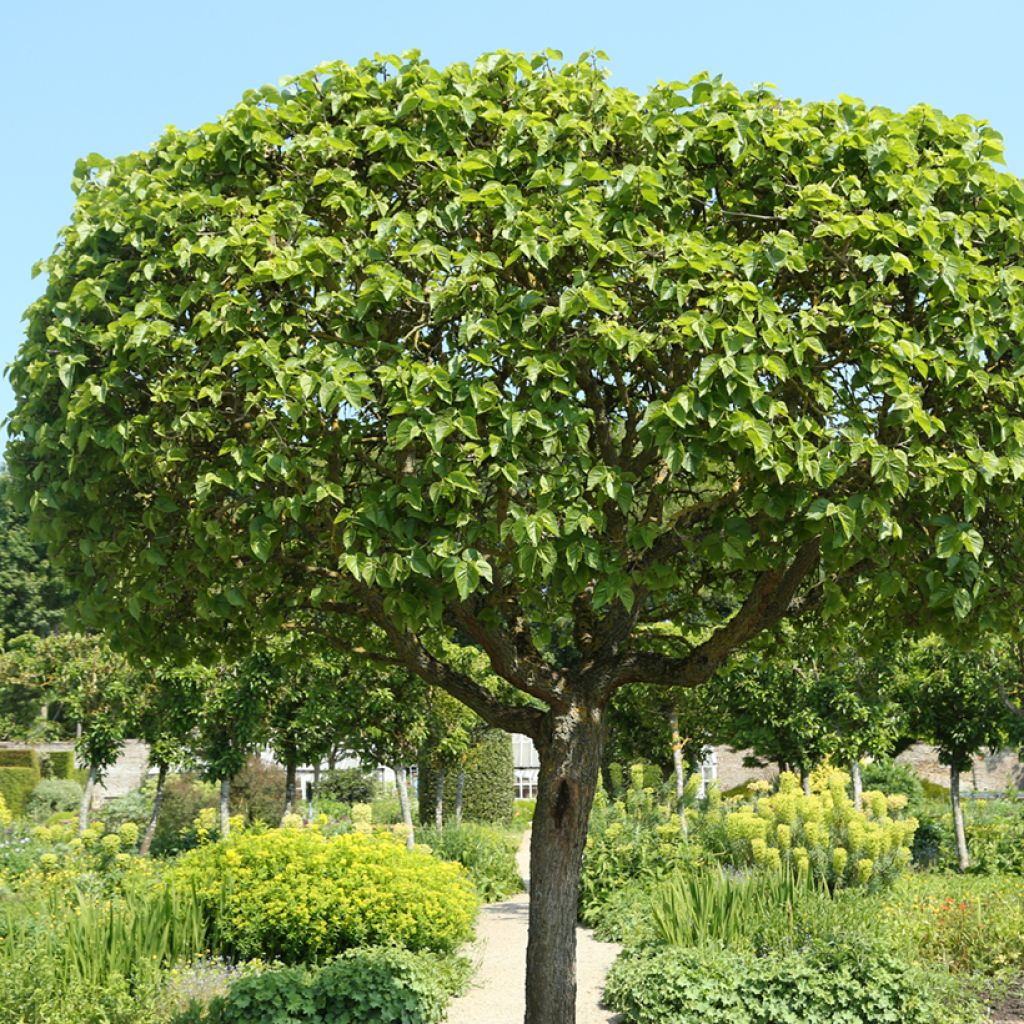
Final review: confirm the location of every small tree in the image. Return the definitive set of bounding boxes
[898,636,1019,870]
[11,55,1024,1022]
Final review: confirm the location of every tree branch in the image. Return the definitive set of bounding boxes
[610,538,821,690]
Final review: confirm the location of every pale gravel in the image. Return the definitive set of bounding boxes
[446,831,623,1024]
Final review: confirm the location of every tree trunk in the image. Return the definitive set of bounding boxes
[219,777,231,839]
[800,766,812,795]
[525,704,606,1024]
[850,758,863,811]
[282,757,298,822]
[435,766,446,829]
[140,762,168,856]
[454,768,466,824]
[77,764,97,835]
[313,761,321,791]
[951,764,970,871]
[393,764,416,850]
[669,713,688,838]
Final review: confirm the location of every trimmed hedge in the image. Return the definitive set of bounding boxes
[0,749,39,770]
[46,750,75,779]
[0,766,41,817]
[418,730,514,827]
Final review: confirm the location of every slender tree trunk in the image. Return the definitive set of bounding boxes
[525,704,606,1024]
[669,713,688,838]
[800,766,812,795]
[951,764,970,871]
[140,762,168,856]
[454,768,466,824]
[394,764,416,850]
[282,756,298,822]
[435,766,446,829]
[313,761,321,791]
[850,758,863,811]
[77,765,97,835]
[219,777,231,839]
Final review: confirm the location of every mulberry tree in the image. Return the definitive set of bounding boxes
[9,52,1024,1024]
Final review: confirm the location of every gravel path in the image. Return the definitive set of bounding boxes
[447,831,623,1024]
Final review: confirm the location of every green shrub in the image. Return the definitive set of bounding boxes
[604,943,983,1024]
[0,748,40,769]
[963,799,1024,874]
[417,730,514,826]
[370,794,403,825]
[230,756,287,826]
[0,765,41,816]
[319,767,376,804]
[46,750,75,780]
[171,829,478,961]
[511,798,535,831]
[581,779,705,923]
[150,775,218,857]
[862,758,926,806]
[174,949,471,1024]
[26,778,83,820]
[418,823,522,901]
[96,787,153,832]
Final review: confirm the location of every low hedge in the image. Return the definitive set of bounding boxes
[0,766,41,817]
[603,943,982,1024]
[172,948,471,1024]
[171,829,478,961]
[46,750,75,780]
[0,749,39,770]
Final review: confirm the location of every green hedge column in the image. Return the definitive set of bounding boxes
[0,766,41,817]
[419,730,514,826]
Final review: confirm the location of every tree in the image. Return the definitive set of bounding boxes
[897,636,1019,870]
[9,54,1024,1023]
[0,472,70,645]
[716,624,904,800]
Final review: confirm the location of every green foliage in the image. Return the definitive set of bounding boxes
[511,798,535,831]
[0,748,40,768]
[319,767,376,805]
[889,873,1024,978]
[173,949,470,1024]
[604,943,983,1024]
[46,750,75,779]
[861,758,926,806]
[149,775,218,857]
[581,772,705,923]
[0,765,41,816]
[648,868,812,950]
[718,769,916,889]
[230,756,287,825]
[171,829,478,961]
[417,823,522,901]
[26,778,83,820]
[418,729,514,826]
[963,799,1024,874]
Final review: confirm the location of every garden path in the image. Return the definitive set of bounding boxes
[446,830,622,1024]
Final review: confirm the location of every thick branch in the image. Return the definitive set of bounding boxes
[354,586,546,739]
[611,538,821,690]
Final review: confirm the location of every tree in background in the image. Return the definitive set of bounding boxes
[897,637,1021,870]
[11,54,1024,1023]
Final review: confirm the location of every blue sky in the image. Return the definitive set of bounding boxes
[3,0,1022,431]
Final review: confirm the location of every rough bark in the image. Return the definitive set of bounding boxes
[219,777,231,839]
[850,758,863,811]
[951,764,970,871]
[77,764,97,835]
[669,712,688,837]
[283,757,298,821]
[394,764,416,850]
[434,767,446,829]
[525,703,606,1024]
[455,769,466,824]
[140,762,168,856]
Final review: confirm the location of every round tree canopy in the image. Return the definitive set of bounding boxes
[9,52,1024,687]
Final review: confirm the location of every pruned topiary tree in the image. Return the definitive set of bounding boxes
[9,52,1024,1022]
